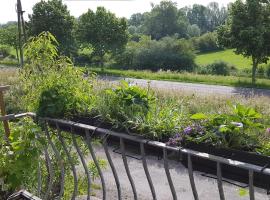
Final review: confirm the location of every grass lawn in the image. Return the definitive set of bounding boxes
[195,49,253,69]
[87,67,270,89]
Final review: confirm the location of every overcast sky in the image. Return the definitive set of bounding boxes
[0,0,235,24]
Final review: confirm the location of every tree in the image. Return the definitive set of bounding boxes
[129,13,145,27]
[217,0,270,84]
[28,0,75,55]
[76,7,128,67]
[0,23,19,62]
[187,24,201,37]
[143,1,189,39]
[206,2,228,32]
[187,4,208,33]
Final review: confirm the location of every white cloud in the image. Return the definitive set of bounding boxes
[0,0,235,24]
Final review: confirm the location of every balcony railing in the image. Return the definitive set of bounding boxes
[1,112,270,200]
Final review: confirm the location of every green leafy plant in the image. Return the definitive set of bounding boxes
[168,103,264,151]
[96,81,155,132]
[0,118,43,196]
[21,32,94,118]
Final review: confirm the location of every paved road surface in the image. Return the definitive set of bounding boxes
[100,76,270,97]
[78,144,270,200]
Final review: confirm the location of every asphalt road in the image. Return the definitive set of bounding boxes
[78,144,270,200]
[100,76,270,97]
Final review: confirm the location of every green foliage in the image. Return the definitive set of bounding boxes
[28,0,75,55]
[217,0,270,84]
[88,159,107,181]
[192,32,222,53]
[205,61,231,76]
[76,7,128,66]
[188,103,263,150]
[266,64,270,78]
[0,118,43,192]
[184,2,228,33]
[0,24,18,49]
[0,45,11,58]
[96,81,155,132]
[115,36,196,71]
[187,24,201,38]
[142,1,189,39]
[21,32,93,117]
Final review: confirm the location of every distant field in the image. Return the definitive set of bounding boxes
[195,49,253,69]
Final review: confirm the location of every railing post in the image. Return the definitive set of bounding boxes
[0,86,10,138]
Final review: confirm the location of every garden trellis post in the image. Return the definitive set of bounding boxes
[16,0,26,68]
[0,86,10,138]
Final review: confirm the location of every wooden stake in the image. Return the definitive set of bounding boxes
[0,86,10,138]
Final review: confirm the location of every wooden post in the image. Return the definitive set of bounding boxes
[0,86,10,138]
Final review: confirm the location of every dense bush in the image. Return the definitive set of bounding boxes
[266,64,270,78]
[205,61,231,76]
[21,32,93,118]
[0,45,11,58]
[115,36,196,71]
[95,81,155,132]
[0,119,43,198]
[192,32,222,53]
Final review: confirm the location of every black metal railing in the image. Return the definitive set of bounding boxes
[2,113,270,200]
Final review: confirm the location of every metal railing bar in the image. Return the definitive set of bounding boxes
[44,122,65,200]
[85,129,107,200]
[9,113,270,180]
[37,159,42,197]
[103,136,122,200]
[120,137,138,200]
[187,154,199,200]
[57,126,78,200]
[249,170,255,200]
[140,142,157,200]
[43,143,54,200]
[163,148,177,200]
[217,162,225,200]
[72,129,91,200]
[34,116,270,176]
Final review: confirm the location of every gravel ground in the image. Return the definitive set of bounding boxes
[77,144,270,200]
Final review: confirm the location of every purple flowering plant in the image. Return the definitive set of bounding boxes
[167,124,205,147]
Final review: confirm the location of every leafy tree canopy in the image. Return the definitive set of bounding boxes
[143,1,189,39]
[76,7,128,66]
[28,0,75,55]
[0,23,18,48]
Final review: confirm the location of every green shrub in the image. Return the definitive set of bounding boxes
[192,32,222,53]
[96,81,155,132]
[0,118,43,195]
[266,64,270,78]
[21,32,93,118]
[0,45,11,58]
[206,61,231,76]
[115,36,196,72]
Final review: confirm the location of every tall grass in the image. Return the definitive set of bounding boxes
[0,67,18,85]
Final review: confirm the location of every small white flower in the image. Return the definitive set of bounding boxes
[231,122,243,128]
